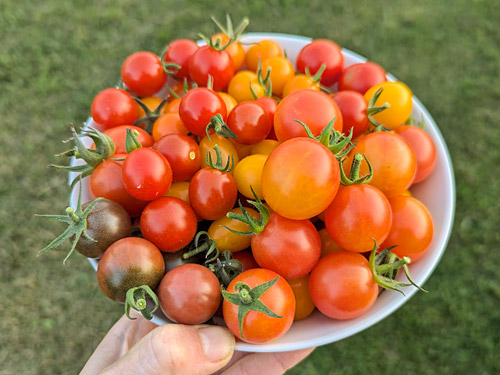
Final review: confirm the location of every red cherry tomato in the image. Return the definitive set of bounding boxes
[121,51,167,97]
[296,39,344,86]
[163,39,199,80]
[274,90,343,142]
[101,125,153,154]
[223,269,295,343]
[382,195,434,262]
[89,154,149,217]
[157,264,221,324]
[91,88,138,130]
[232,250,259,271]
[396,125,437,184]
[309,251,378,319]
[122,148,172,201]
[287,275,315,321]
[338,62,387,94]
[324,184,392,253]
[330,91,369,139]
[189,45,234,91]
[251,212,321,279]
[227,101,272,145]
[140,196,197,252]
[179,87,227,137]
[153,133,201,182]
[255,96,278,126]
[189,167,238,220]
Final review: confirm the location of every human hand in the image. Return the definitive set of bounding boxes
[81,311,314,375]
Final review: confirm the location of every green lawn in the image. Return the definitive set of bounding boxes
[1,0,499,374]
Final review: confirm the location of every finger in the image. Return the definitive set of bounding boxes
[100,324,235,375]
[81,311,158,375]
[220,347,315,375]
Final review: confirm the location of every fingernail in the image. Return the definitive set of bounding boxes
[198,326,235,362]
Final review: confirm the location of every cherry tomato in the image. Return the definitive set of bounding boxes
[163,97,182,114]
[282,74,321,98]
[199,134,240,171]
[324,184,392,253]
[250,139,279,156]
[255,96,278,126]
[153,133,201,182]
[227,101,272,145]
[262,137,340,220]
[382,195,434,262]
[163,39,199,80]
[296,39,344,86]
[165,181,190,202]
[229,138,253,159]
[345,131,416,197]
[189,45,234,91]
[89,154,149,217]
[122,148,172,201]
[135,96,163,128]
[228,71,265,103]
[232,250,259,271]
[260,57,295,97]
[179,87,227,137]
[251,212,321,279]
[318,228,343,257]
[287,275,315,321]
[245,40,283,72]
[274,90,343,142]
[223,268,295,343]
[212,33,245,71]
[189,167,238,220]
[152,113,189,141]
[157,264,221,324]
[121,51,167,97]
[218,92,238,113]
[330,90,369,139]
[309,251,378,319]
[207,207,260,253]
[233,154,267,199]
[97,237,165,303]
[91,88,138,130]
[396,125,437,184]
[168,80,193,101]
[338,62,387,94]
[140,196,197,252]
[364,81,413,130]
[100,125,153,154]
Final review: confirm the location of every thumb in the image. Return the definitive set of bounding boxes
[100,323,235,375]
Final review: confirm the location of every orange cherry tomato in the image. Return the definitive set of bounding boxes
[228,71,266,103]
[218,92,238,113]
[250,139,279,156]
[245,40,283,71]
[318,228,343,257]
[163,97,182,114]
[287,275,315,321]
[260,56,295,97]
[198,134,240,172]
[282,74,321,98]
[152,113,188,141]
[165,181,190,203]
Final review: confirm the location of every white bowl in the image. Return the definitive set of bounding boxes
[70,33,455,352]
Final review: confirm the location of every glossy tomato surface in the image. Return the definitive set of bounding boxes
[189,45,234,91]
[91,88,138,130]
[338,62,387,94]
[121,51,167,97]
[296,39,344,86]
[163,39,199,80]
[101,125,153,154]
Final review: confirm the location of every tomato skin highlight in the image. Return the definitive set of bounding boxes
[324,184,392,253]
[309,251,378,320]
[223,269,295,343]
[140,196,197,252]
[227,101,272,145]
[245,40,283,72]
[91,88,138,130]
[97,237,165,303]
[157,264,221,325]
[262,137,340,220]
[189,45,234,91]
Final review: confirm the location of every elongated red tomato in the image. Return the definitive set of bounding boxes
[262,137,340,220]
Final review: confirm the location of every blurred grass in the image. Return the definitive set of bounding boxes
[1,0,499,374]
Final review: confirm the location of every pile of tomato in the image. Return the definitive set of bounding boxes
[40,16,437,344]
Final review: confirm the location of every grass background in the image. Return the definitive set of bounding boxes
[1,0,499,374]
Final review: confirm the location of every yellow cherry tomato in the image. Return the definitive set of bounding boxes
[229,138,253,159]
[245,40,283,71]
[282,74,321,98]
[207,207,260,253]
[261,57,295,97]
[287,275,315,321]
[228,71,265,103]
[152,113,188,141]
[233,154,267,199]
[318,228,343,257]
[364,81,413,130]
[218,92,238,114]
[199,134,240,172]
[250,139,280,156]
[212,33,245,71]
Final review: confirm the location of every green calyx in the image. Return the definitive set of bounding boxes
[183,231,220,264]
[134,97,168,133]
[340,153,373,185]
[206,114,237,140]
[207,250,243,288]
[225,188,270,236]
[369,240,428,295]
[212,14,250,44]
[125,128,142,153]
[366,87,391,131]
[296,119,355,160]
[206,144,235,172]
[36,178,106,264]
[304,64,327,84]
[250,59,273,99]
[125,285,159,321]
[221,276,282,341]
[51,126,115,193]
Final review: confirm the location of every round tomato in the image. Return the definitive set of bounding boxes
[101,125,153,154]
[91,88,138,130]
[233,154,267,199]
[189,45,234,91]
[262,137,340,220]
[140,196,197,252]
[250,139,279,156]
[228,71,266,103]
[218,92,238,113]
[318,228,343,257]
[162,39,199,80]
[287,275,315,321]
[282,74,321,97]
[121,51,167,97]
[255,96,278,126]
[296,39,344,86]
[330,90,369,139]
[152,113,189,141]
[157,264,221,324]
[309,251,378,319]
[227,101,272,145]
[232,250,259,272]
[274,90,343,142]
[245,40,283,71]
[260,56,295,97]
[198,134,240,171]
[338,62,387,94]
[222,268,295,343]
[212,33,245,71]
